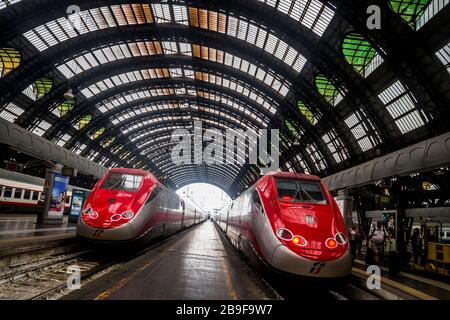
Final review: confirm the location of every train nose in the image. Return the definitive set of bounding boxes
[271,245,352,278]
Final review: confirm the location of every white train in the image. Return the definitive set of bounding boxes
[0,168,88,213]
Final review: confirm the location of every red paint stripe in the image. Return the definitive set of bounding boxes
[0,201,38,207]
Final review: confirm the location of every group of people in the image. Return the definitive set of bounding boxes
[348,220,389,265]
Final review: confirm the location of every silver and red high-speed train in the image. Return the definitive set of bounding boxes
[215,172,352,278]
[77,168,205,243]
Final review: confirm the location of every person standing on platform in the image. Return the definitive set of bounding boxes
[349,225,357,262]
[367,221,387,265]
[410,228,421,265]
[355,223,364,255]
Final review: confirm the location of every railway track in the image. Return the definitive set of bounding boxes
[0,225,204,300]
[0,245,117,300]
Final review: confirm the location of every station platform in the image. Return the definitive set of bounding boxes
[0,214,76,247]
[352,250,450,300]
[63,221,274,300]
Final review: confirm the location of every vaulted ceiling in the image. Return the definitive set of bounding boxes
[1,0,449,197]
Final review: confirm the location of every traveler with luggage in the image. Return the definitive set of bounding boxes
[367,221,388,265]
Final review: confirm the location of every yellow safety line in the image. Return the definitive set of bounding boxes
[218,254,238,300]
[354,259,450,292]
[94,231,190,300]
[352,267,438,300]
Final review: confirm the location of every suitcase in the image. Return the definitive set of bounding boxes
[389,251,401,274]
[366,247,375,266]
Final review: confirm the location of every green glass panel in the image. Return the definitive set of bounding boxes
[298,101,316,125]
[342,33,377,76]
[389,0,432,28]
[78,115,92,129]
[315,74,339,106]
[32,77,53,100]
[92,127,105,139]
[102,137,115,147]
[0,47,20,78]
[57,99,75,117]
[285,120,300,138]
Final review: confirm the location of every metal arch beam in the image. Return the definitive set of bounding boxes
[64,95,264,150]
[329,0,450,135]
[0,0,325,45]
[0,7,351,162]
[1,1,404,159]
[84,116,257,173]
[1,25,370,171]
[160,162,241,193]
[3,1,439,173]
[137,134,251,163]
[170,174,235,197]
[164,165,242,183]
[0,24,297,109]
[43,77,279,141]
[19,54,283,129]
[88,119,255,167]
[112,110,256,148]
[0,117,106,178]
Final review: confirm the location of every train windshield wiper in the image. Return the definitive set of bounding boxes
[298,185,317,204]
[108,177,125,190]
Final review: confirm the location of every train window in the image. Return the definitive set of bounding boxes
[4,187,12,198]
[24,190,31,200]
[65,196,71,204]
[146,186,160,203]
[32,191,39,201]
[276,179,327,204]
[252,190,262,211]
[14,188,23,199]
[101,173,143,192]
[0,186,3,197]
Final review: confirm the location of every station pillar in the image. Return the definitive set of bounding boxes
[335,190,353,230]
[36,164,69,225]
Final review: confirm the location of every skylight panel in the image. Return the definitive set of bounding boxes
[151,3,172,23]
[258,0,334,36]
[31,120,51,137]
[305,142,326,171]
[344,109,380,152]
[173,5,189,25]
[436,41,450,74]
[23,29,48,52]
[378,80,428,134]
[162,41,179,54]
[0,103,24,123]
[0,0,22,11]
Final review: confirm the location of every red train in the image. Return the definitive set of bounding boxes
[215,172,352,278]
[77,168,205,243]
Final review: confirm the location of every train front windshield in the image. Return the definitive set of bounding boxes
[276,179,327,204]
[100,173,143,192]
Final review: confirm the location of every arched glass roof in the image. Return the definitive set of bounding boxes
[0,0,448,196]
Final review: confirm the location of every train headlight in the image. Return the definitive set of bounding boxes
[83,207,92,215]
[292,235,308,247]
[121,211,134,220]
[277,228,293,241]
[335,232,347,244]
[110,214,122,222]
[325,238,337,249]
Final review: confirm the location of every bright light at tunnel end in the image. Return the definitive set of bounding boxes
[176,183,232,214]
